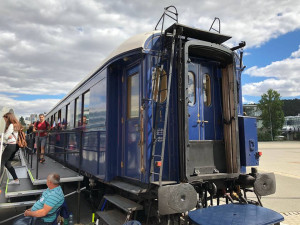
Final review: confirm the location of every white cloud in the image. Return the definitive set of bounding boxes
[291,45,300,58]
[243,46,300,97]
[0,0,300,114]
[0,94,60,117]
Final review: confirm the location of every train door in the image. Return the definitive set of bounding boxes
[122,64,141,180]
[188,59,215,140]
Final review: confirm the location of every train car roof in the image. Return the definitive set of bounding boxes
[69,30,161,94]
[47,30,161,114]
[47,24,232,114]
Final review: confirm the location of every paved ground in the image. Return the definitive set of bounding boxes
[256,141,300,225]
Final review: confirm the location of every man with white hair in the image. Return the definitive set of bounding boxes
[24,173,65,224]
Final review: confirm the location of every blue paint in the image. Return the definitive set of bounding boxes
[238,116,259,167]
[44,30,259,185]
[189,204,284,225]
[187,58,223,141]
[123,64,142,180]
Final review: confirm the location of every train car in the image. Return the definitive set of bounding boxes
[45,7,283,225]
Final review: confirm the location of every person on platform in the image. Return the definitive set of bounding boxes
[27,123,34,135]
[23,173,65,224]
[33,114,50,163]
[0,112,22,185]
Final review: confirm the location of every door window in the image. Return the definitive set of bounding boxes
[127,73,139,118]
[203,74,211,107]
[188,71,196,106]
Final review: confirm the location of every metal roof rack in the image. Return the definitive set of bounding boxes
[165,23,231,44]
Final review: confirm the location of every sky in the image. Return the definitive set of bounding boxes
[0,0,300,117]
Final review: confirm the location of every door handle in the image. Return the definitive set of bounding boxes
[197,120,208,124]
[201,120,208,127]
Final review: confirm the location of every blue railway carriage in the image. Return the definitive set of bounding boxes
[45,12,283,225]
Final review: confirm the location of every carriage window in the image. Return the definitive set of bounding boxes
[127,73,139,118]
[203,74,211,106]
[188,72,196,106]
[61,106,66,129]
[75,97,82,127]
[58,110,61,125]
[66,104,69,129]
[68,101,74,129]
[89,79,106,129]
[152,68,167,103]
[83,91,90,126]
[53,113,57,126]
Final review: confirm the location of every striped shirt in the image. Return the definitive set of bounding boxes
[32,186,64,222]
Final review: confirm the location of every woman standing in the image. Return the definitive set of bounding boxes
[0,112,21,185]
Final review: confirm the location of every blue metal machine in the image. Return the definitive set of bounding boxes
[43,6,283,225]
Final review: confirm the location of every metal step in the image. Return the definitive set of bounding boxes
[0,200,36,209]
[151,181,177,186]
[6,166,28,180]
[19,149,83,185]
[110,180,147,195]
[104,195,143,213]
[5,166,46,198]
[1,184,36,209]
[5,178,46,198]
[96,209,126,225]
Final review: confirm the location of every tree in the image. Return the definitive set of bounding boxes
[258,89,284,140]
[282,99,300,116]
[19,116,26,127]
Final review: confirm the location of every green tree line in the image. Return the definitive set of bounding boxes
[282,99,300,116]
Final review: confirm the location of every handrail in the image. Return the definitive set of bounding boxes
[0,133,4,169]
[154,6,178,30]
[25,129,105,180]
[0,133,4,184]
[209,17,221,33]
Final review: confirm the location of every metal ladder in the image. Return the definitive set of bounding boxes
[149,6,178,186]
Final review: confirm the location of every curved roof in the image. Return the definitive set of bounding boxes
[103,30,161,66]
[48,31,161,114]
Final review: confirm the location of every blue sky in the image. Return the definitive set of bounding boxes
[0,0,299,117]
[243,28,300,103]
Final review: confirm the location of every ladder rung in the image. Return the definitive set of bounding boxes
[153,155,162,157]
[151,172,160,175]
[159,88,168,92]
